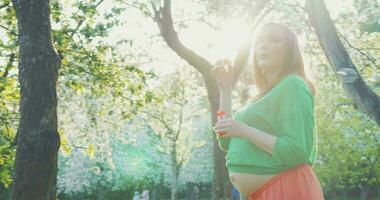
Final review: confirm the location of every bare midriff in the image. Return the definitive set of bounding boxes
[229,171,279,197]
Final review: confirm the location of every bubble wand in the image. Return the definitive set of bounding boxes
[214,59,231,137]
[216,110,226,136]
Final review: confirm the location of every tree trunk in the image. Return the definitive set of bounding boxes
[151,188,157,200]
[208,88,230,200]
[186,182,194,200]
[97,186,106,200]
[360,184,373,200]
[11,0,61,199]
[305,0,380,126]
[170,149,179,200]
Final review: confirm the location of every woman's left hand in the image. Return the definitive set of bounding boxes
[212,118,249,138]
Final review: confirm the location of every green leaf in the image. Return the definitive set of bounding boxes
[87,144,95,159]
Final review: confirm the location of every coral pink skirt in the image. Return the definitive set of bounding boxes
[248,164,324,200]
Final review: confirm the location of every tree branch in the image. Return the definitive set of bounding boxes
[306,0,380,126]
[123,1,154,18]
[68,0,106,38]
[2,53,15,78]
[152,0,215,77]
[338,31,380,71]
[0,3,9,9]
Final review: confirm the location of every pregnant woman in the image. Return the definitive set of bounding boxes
[211,23,324,200]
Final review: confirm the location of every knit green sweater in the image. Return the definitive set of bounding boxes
[216,74,318,175]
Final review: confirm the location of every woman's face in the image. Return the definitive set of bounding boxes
[254,25,286,72]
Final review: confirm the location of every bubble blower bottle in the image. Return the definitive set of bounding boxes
[216,110,226,136]
[215,59,231,137]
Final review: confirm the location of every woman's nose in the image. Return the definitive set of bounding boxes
[257,42,268,52]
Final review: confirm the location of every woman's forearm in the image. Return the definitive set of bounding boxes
[241,124,278,155]
[219,89,232,118]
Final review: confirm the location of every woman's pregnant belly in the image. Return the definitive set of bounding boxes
[229,171,279,197]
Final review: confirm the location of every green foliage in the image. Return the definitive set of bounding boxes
[313,62,380,198]
[0,127,15,189]
[354,0,380,34]
[56,67,213,198]
[0,0,157,198]
[0,3,18,199]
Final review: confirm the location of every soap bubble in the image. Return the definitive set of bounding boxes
[337,68,359,83]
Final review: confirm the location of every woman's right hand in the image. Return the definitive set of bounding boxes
[210,59,234,91]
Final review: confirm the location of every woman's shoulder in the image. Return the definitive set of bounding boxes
[275,74,311,94]
[244,74,311,108]
[278,74,307,88]
[273,74,313,104]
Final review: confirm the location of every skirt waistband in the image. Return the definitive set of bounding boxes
[248,164,311,199]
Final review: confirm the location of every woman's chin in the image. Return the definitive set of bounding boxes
[258,63,270,70]
[258,61,276,71]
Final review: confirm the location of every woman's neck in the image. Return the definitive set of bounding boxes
[263,69,280,86]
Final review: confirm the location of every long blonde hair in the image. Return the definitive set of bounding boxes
[251,23,316,102]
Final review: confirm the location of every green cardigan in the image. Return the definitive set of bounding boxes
[216,74,318,175]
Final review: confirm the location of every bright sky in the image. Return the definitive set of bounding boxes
[0,0,347,75]
[99,0,347,76]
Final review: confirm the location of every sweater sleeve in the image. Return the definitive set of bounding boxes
[271,76,315,167]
